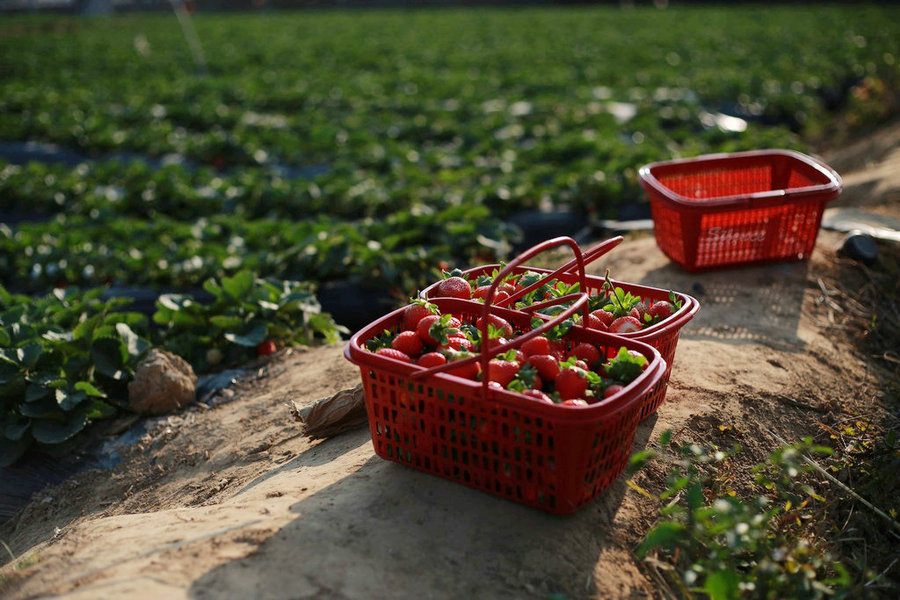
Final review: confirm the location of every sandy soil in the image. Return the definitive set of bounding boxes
[1,123,898,599]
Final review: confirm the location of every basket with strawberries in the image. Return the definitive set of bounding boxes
[420,235,699,419]
[344,237,667,514]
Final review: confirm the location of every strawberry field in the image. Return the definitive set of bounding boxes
[1,5,899,464]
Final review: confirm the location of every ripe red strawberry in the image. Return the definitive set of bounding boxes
[477,314,513,338]
[512,349,528,366]
[440,334,473,352]
[586,313,608,331]
[445,352,480,379]
[375,347,413,362]
[416,314,443,345]
[603,384,624,398]
[527,354,560,382]
[521,389,554,404]
[391,330,423,358]
[608,316,642,333]
[561,399,589,407]
[417,352,447,369]
[435,276,472,299]
[647,300,675,321]
[555,367,588,400]
[590,309,615,328]
[256,340,277,356]
[569,342,601,367]
[521,335,551,357]
[486,359,519,387]
[402,300,437,331]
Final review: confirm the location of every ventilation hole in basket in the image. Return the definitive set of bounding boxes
[547,435,555,451]
[391,408,398,423]
[469,415,478,430]
[461,451,470,466]
[513,447,522,462]
[548,456,556,471]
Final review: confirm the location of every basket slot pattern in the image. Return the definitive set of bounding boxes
[362,368,574,510]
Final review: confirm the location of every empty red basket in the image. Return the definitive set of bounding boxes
[639,149,842,271]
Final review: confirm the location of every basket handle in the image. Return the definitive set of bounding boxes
[413,237,591,394]
[494,235,623,309]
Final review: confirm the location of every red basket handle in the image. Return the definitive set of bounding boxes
[494,235,623,309]
[413,237,591,397]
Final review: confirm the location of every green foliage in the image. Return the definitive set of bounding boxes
[0,284,149,466]
[634,433,851,600]
[153,270,347,371]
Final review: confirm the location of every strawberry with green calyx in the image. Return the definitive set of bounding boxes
[526,354,560,382]
[443,349,481,379]
[507,361,542,392]
[435,275,472,300]
[417,352,447,369]
[417,313,461,347]
[608,315,642,333]
[485,355,520,388]
[603,347,648,385]
[365,328,396,352]
[402,299,438,331]
[568,342,602,369]
[477,313,514,338]
[391,330,423,358]
[600,270,645,318]
[375,347,413,363]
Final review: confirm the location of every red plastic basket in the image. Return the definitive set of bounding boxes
[421,237,698,421]
[345,239,667,514]
[638,149,842,272]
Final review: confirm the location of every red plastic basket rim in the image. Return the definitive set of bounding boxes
[344,297,666,424]
[421,266,699,341]
[638,148,843,209]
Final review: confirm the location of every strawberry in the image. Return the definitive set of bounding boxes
[586,313,608,331]
[608,316,642,333]
[527,354,560,382]
[416,314,461,346]
[445,351,480,379]
[417,352,447,369]
[486,359,519,388]
[647,300,675,321]
[561,399,589,407]
[521,335,551,357]
[569,342,601,367]
[434,276,472,300]
[391,330,423,358]
[375,347,412,362]
[555,367,588,400]
[473,286,509,304]
[256,340,277,356]
[603,384,624,399]
[521,389,554,404]
[402,300,437,331]
[416,314,443,345]
[476,314,514,338]
[440,334,473,352]
[590,309,615,328]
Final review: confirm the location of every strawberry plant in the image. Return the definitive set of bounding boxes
[152,270,347,372]
[0,285,151,466]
